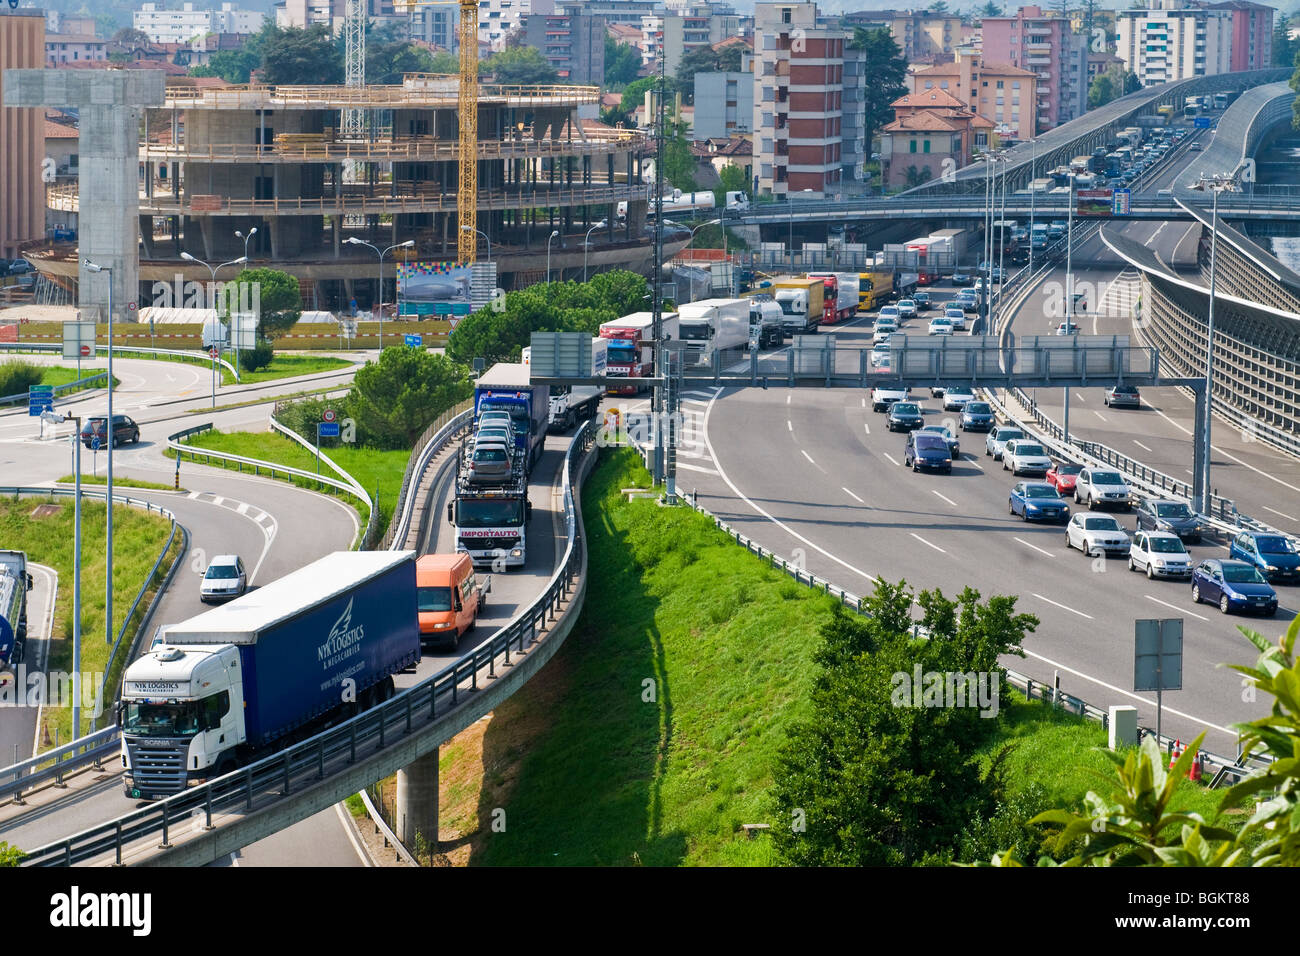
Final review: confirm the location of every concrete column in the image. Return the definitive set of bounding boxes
[395,746,439,857]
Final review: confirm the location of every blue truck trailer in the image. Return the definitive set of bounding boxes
[473,362,549,471]
[119,550,421,799]
[0,551,32,669]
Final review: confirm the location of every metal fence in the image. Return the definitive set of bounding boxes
[16,421,598,866]
[379,402,473,551]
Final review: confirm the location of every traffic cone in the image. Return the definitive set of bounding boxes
[1168,739,1183,770]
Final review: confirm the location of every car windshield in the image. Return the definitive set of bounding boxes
[473,448,507,462]
[1083,518,1121,531]
[1150,538,1186,553]
[123,701,203,738]
[1016,444,1045,456]
[1155,503,1192,519]
[1223,565,1267,584]
[915,435,946,449]
[417,586,453,612]
[1024,486,1058,498]
[1054,464,1082,476]
[205,565,238,579]
[965,403,991,415]
[478,401,530,425]
[997,430,1023,441]
[1091,472,1124,484]
[921,426,950,437]
[893,404,919,415]
[1255,536,1297,554]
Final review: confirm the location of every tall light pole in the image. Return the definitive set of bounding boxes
[83,259,113,649]
[345,237,414,351]
[181,251,246,394]
[235,226,258,261]
[583,220,608,282]
[1064,168,1076,443]
[546,229,560,284]
[1028,139,1038,276]
[459,225,491,264]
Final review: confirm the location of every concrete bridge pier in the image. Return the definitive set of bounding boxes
[396,745,439,858]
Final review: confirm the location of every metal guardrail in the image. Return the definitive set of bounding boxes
[167,422,361,499]
[380,404,473,551]
[266,417,375,547]
[0,342,240,384]
[17,421,598,866]
[0,372,107,407]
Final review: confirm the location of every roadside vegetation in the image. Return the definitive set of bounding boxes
[0,360,113,397]
[219,353,354,386]
[0,497,177,747]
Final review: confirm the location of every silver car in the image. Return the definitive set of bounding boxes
[200,554,247,603]
[985,426,1024,461]
[1066,514,1131,557]
[466,439,514,483]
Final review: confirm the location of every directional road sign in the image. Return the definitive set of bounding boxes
[1194,117,1211,129]
[318,422,340,438]
[404,333,422,348]
[28,385,54,417]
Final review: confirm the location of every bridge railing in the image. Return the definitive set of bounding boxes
[17,421,599,866]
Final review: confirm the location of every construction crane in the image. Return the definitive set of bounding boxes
[357,0,480,264]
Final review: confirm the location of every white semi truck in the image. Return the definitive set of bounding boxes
[678,298,751,365]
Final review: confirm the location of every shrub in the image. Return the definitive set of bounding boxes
[0,360,44,396]
[240,339,274,373]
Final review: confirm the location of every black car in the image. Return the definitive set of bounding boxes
[80,415,140,449]
[887,402,924,432]
[1134,498,1202,543]
[961,401,995,432]
[905,431,952,473]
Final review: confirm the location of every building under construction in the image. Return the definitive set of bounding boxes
[32,74,679,311]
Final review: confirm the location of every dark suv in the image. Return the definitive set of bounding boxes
[80,415,140,449]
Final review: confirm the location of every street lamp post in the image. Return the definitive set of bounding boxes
[546,229,560,284]
[83,259,113,649]
[345,237,414,351]
[235,226,258,261]
[181,251,247,399]
[1028,139,1038,276]
[583,220,607,282]
[1064,169,1076,442]
[459,225,491,264]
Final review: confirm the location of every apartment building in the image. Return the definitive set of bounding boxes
[557,0,662,27]
[479,0,555,51]
[1208,0,1273,71]
[842,9,962,62]
[750,2,843,200]
[910,51,1038,143]
[1116,0,1235,85]
[693,71,753,138]
[44,11,98,37]
[880,87,991,190]
[135,3,263,44]
[276,0,403,31]
[46,33,108,63]
[661,4,742,73]
[981,5,1087,131]
[523,12,606,84]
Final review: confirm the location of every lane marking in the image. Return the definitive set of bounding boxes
[236,502,250,515]
[675,461,720,475]
[1210,442,1300,497]
[910,532,946,554]
[787,420,792,431]
[334,802,373,867]
[1145,593,1208,622]
[1075,393,1086,403]
[1014,536,1055,557]
[1133,440,1152,452]
[883,452,901,467]
[1147,399,1193,436]
[1032,592,1093,619]
[861,397,866,408]
[1264,506,1296,522]
[801,450,815,465]
[1094,410,1109,423]
[842,486,864,503]
[863,422,870,436]
[932,489,958,508]
[786,394,791,405]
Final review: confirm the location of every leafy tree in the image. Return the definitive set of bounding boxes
[661,116,699,192]
[674,43,744,102]
[484,46,558,85]
[605,35,642,89]
[187,21,273,84]
[712,163,751,208]
[849,28,908,150]
[1089,67,1140,109]
[112,27,150,49]
[365,22,437,83]
[600,104,634,128]
[928,0,950,12]
[229,267,302,339]
[0,842,23,867]
[261,25,343,86]
[904,165,934,189]
[350,348,473,449]
[240,339,274,373]
[429,51,462,74]
[1274,18,1300,76]
[773,581,1035,866]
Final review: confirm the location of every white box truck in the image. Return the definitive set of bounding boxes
[678,298,751,364]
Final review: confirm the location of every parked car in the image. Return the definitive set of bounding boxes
[1045,462,1083,495]
[1134,498,1203,543]
[887,402,924,432]
[1074,467,1133,511]
[871,384,910,412]
[1009,482,1070,523]
[80,415,140,449]
[1104,384,1142,408]
[1128,531,1193,580]
[1066,513,1131,557]
[942,386,976,411]
[961,401,995,432]
[199,554,247,603]
[1229,531,1300,584]
[918,424,960,457]
[905,431,953,473]
[985,425,1025,460]
[1191,559,1277,615]
[1002,439,1054,477]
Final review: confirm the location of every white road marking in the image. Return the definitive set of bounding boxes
[883,452,901,467]
[212,495,225,507]
[1264,506,1296,522]
[334,802,372,867]
[932,490,958,508]
[786,394,791,405]
[1145,593,1208,622]
[1032,593,1093,619]
[1075,393,1085,403]
[787,420,792,431]
[1210,442,1300,497]
[842,487,864,503]
[236,502,250,515]
[910,532,946,554]
[1146,399,1193,436]
[1133,440,1152,452]
[1014,537,1055,557]
[674,461,720,475]
[863,422,870,436]
[1094,410,1108,422]
[801,450,815,465]
[861,397,866,408]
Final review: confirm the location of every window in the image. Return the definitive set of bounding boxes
[923,140,930,153]
[910,139,917,152]
[940,80,949,89]
[996,79,1004,89]
[925,80,933,89]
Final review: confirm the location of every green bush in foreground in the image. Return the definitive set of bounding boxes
[0,360,43,396]
[0,842,22,867]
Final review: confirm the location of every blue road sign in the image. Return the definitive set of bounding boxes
[1112,188,1131,216]
[91,434,101,451]
[404,333,422,348]
[1194,117,1211,129]
[28,385,53,395]
[28,400,53,417]
[318,422,340,438]
[28,386,54,416]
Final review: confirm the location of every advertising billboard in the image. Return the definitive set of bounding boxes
[1076,189,1114,218]
[396,262,473,317]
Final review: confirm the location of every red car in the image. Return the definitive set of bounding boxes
[1046,462,1083,495]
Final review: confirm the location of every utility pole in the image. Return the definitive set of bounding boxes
[651,39,667,488]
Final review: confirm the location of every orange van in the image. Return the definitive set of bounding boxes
[416,553,487,649]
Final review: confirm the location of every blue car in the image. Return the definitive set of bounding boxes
[961,401,995,432]
[1191,559,1278,616]
[1008,481,1070,523]
[904,431,952,473]
[1229,531,1300,585]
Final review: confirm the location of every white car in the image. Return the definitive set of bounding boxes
[1066,513,1131,557]
[878,305,901,323]
[985,425,1025,460]
[871,384,910,412]
[1001,439,1053,477]
[897,299,917,318]
[1074,467,1133,511]
[942,386,976,411]
[944,309,967,331]
[873,320,898,343]
[1128,531,1193,579]
[200,554,247,603]
[928,317,954,335]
